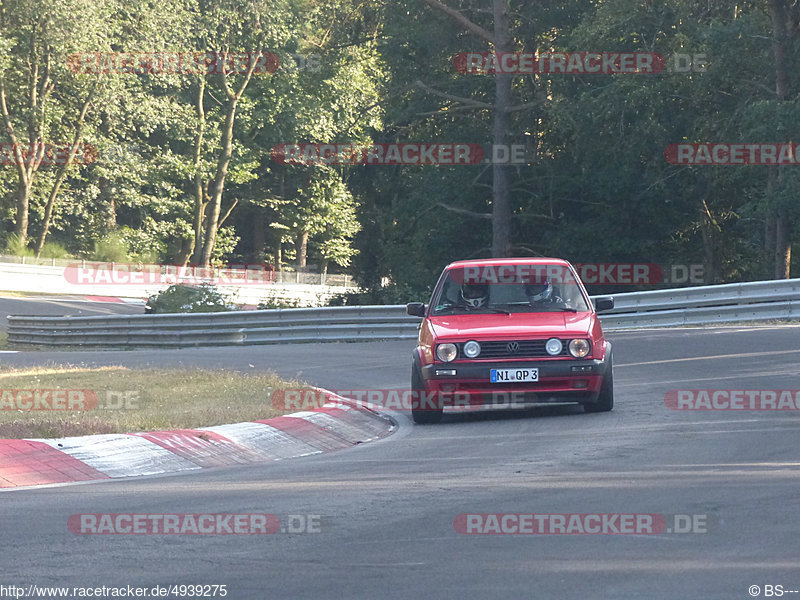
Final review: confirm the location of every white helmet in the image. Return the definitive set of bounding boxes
[460,283,489,308]
[525,281,553,303]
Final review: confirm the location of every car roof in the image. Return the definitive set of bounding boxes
[445,257,572,269]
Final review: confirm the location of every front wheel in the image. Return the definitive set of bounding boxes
[584,354,613,413]
[411,365,443,424]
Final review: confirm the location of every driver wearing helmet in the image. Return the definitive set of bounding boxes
[524,280,566,307]
[459,283,490,309]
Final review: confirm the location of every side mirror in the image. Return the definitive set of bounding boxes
[593,296,614,312]
[406,302,426,317]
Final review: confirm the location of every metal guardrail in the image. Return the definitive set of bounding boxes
[7,306,421,347]
[599,278,800,329]
[7,279,800,347]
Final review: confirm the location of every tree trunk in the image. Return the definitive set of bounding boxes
[252,210,265,261]
[94,112,116,232]
[775,206,791,279]
[765,209,776,278]
[107,193,117,230]
[295,230,308,269]
[701,216,715,284]
[174,236,194,266]
[191,77,207,266]
[769,0,793,278]
[35,89,94,256]
[200,98,238,265]
[1,76,35,248]
[491,0,513,257]
[0,42,54,249]
[199,62,258,266]
[15,184,30,246]
[421,0,514,257]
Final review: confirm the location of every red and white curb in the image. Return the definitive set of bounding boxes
[0,394,395,489]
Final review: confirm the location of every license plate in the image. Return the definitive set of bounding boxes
[490,368,539,383]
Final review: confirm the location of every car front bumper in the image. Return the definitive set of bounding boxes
[420,358,608,406]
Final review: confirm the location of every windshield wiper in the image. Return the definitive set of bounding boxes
[433,305,509,315]
[494,303,579,313]
[483,307,510,315]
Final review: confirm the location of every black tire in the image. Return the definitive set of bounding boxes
[584,353,614,413]
[411,365,443,424]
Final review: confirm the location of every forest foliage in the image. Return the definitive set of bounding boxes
[0,0,798,298]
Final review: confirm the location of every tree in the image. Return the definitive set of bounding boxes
[0,0,113,247]
[195,0,294,266]
[420,0,516,257]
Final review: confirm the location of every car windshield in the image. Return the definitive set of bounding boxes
[431,264,591,315]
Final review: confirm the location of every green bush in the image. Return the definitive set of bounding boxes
[38,242,72,259]
[91,231,130,262]
[257,295,305,309]
[4,234,33,257]
[145,284,234,314]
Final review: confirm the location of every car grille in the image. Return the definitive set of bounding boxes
[459,339,573,359]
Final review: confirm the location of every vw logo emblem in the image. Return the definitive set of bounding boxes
[506,341,519,354]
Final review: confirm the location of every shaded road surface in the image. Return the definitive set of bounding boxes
[0,295,142,332]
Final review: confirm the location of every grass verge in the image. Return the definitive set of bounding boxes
[0,366,309,438]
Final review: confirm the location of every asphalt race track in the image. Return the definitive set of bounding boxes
[0,295,142,331]
[1,325,799,599]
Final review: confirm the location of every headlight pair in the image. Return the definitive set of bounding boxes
[436,338,591,361]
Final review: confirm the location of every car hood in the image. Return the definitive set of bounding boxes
[428,311,594,339]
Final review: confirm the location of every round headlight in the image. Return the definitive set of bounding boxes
[463,340,481,358]
[545,338,563,356]
[569,339,591,358]
[436,343,458,362]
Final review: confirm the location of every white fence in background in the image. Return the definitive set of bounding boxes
[0,257,352,306]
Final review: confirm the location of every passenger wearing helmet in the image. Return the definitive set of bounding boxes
[524,280,565,307]
[459,283,490,309]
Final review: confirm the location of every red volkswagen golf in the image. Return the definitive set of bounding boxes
[406,258,615,424]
